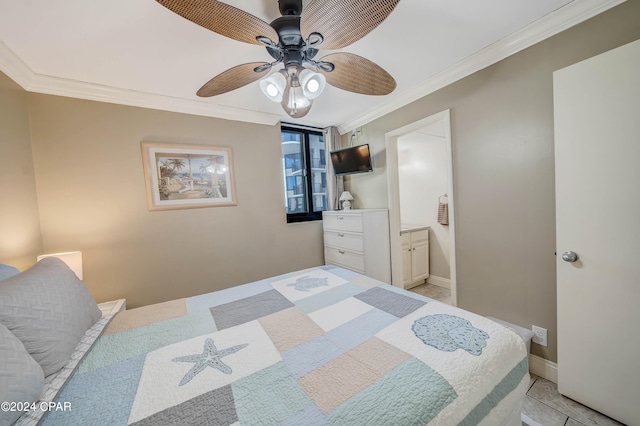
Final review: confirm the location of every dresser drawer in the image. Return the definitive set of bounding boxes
[323,231,364,252]
[322,213,363,232]
[324,247,365,272]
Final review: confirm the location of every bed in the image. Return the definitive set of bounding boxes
[0,258,529,425]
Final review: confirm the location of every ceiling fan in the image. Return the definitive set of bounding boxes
[156,0,400,118]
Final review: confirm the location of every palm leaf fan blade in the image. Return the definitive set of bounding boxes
[318,53,396,95]
[301,0,400,50]
[156,0,277,45]
[197,62,270,97]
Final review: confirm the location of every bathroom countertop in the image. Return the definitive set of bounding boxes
[400,224,430,234]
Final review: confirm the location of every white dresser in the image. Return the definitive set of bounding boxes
[322,209,391,283]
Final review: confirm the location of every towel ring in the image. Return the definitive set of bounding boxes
[439,194,448,204]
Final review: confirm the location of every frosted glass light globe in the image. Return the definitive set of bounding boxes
[307,79,319,93]
[266,83,279,97]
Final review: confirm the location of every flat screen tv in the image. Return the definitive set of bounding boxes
[330,144,373,176]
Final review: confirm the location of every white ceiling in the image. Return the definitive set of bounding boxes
[0,0,623,132]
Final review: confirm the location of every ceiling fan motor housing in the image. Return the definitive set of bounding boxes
[270,16,303,48]
[269,13,321,71]
[278,0,303,16]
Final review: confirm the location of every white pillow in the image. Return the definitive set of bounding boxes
[0,264,19,280]
[0,257,101,376]
[0,322,45,426]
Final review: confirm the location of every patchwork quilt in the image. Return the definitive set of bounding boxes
[37,266,529,425]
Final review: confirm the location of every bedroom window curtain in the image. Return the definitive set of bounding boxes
[323,126,344,211]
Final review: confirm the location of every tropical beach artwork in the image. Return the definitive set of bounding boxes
[141,142,236,211]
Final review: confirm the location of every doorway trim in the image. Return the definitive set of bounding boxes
[385,109,457,305]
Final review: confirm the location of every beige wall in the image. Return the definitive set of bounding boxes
[345,1,640,363]
[0,72,42,268]
[25,94,323,308]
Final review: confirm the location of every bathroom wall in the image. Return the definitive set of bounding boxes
[397,131,451,280]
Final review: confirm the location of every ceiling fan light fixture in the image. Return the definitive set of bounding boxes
[299,69,326,100]
[159,0,399,120]
[281,73,312,118]
[259,72,287,102]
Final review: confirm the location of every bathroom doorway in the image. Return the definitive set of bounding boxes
[385,110,457,305]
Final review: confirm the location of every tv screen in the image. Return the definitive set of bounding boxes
[330,144,373,176]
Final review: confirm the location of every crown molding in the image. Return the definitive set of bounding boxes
[0,38,31,89]
[0,39,281,127]
[337,0,627,135]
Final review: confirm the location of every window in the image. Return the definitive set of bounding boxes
[281,126,327,222]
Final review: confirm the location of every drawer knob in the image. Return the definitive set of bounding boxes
[338,233,344,237]
[337,216,344,220]
[338,250,345,254]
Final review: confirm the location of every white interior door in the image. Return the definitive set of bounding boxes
[554,39,640,426]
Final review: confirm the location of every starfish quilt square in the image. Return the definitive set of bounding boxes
[127,320,280,423]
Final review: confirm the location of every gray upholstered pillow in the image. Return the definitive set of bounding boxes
[0,264,20,280]
[0,257,101,377]
[0,322,45,426]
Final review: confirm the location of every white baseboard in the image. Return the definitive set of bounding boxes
[427,275,450,289]
[529,354,558,384]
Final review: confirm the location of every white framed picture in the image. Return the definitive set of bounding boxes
[141,141,236,211]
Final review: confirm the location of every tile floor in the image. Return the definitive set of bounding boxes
[408,283,624,426]
[407,282,451,304]
[523,374,623,426]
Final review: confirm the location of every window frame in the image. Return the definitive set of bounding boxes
[281,125,326,223]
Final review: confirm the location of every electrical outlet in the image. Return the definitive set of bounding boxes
[532,325,548,347]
